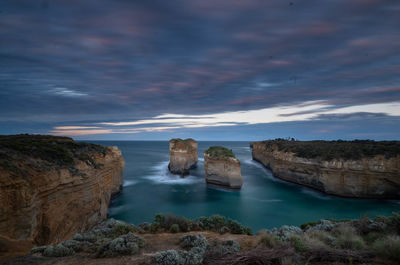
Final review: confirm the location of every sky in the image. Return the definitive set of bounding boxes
[0,0,399,141]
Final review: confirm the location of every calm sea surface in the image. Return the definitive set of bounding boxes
[89,141,400,232]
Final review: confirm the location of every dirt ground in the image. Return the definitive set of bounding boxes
[3,231,258,265]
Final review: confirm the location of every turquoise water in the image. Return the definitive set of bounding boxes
[91,141,399,232]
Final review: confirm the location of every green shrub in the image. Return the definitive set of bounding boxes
[150,222,161,233]
[260,139,400,160]
[300,221,319,230]
[372,235,400,262]
[333,224,365,250]
[306,230,336,247]
[163,214,191,232]
[154,213,166,225]
[112,223,138,238]
[363,232,382,245]
[290,235,307,253]
[205,146,235,158]
[169,224,180,233]
[257,230,282,248]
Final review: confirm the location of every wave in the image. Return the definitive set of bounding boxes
[143,161,203,185]
[123,180,139,187]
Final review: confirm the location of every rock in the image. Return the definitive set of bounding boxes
[168,138,198,176]
[0,135,125,257]
[250,140,400,198]
[204,146,242,189]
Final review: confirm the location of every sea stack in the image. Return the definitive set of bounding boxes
[204,146,242,189]
[168,138,198,176]
[0,135,124,257]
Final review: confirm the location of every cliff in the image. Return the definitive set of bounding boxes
[0,135,124,259]
[204,146,242,189]
[168,138,198,176]
[250,139,400,198]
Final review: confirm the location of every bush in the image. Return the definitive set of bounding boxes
[372,235,400,262]
[154,234,208,265]
[300,221,320,230]
[290,235,307,253]
[204,146,235,158]
[332,224,365,250]
[112,223,138,238]
[96,232,145,258]
[170,224,180,233]
[163,214,191,232]
[257,230,282,248]
[306,230,336,247]
[43,244,74,257]
[260,139,400,160]
[154,249,184,265]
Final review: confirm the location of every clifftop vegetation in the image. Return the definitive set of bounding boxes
[256,139,400,160]
[0,134,107,168]
[205,146,235,159]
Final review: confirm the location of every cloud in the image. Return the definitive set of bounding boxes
[51,101,400,136]
[1,0,399,139]
[50,88,88,97]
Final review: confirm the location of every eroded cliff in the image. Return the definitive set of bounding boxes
[0,135,124,258]
[168,138,198,176]
[251,139,400,198]
[204,146,242,189]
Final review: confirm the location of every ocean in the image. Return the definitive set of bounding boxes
[89,141,400,232]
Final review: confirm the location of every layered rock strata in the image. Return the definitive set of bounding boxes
[168,138,198,176]
[204,146,242,189]
[251,140,400,198]
[0,135,124,258]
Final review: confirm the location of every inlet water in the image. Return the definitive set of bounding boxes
[91,141,399,232]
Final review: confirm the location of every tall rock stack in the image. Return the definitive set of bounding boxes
[168,138,198,176]
[204,146,242,189]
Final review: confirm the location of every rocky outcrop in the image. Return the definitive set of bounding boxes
[250,140,400,198]
[168,138,198,176]
[0,135,124,258]
[204,146,242,189]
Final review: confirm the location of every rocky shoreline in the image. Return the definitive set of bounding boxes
[251,139,400,198]
[0,135,125,259]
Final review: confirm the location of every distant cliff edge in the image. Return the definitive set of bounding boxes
[0,134,124,259]
[250,139,400,198]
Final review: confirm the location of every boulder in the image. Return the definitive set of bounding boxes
[204,146,242,189]
[168,138,198,176]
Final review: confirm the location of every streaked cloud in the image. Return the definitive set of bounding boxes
[1,0,399,139]
[51,101,400,136]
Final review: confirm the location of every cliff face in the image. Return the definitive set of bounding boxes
[251,141,400,198]
[204,147,242,189]
[0,135,124,258]
[168,138,198,176]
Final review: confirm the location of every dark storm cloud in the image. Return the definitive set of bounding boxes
[0,0,399,138]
